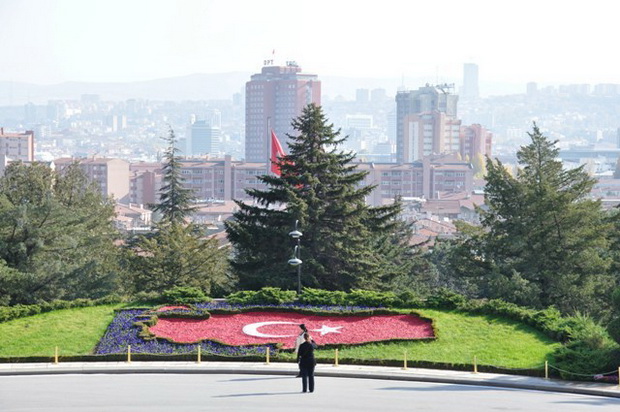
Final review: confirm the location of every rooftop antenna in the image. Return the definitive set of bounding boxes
[263,49,275,67]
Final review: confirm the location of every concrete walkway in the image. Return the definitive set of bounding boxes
[1,360,619,399]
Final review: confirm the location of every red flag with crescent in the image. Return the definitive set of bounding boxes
[148,311,434,348]
[270,130,286,176]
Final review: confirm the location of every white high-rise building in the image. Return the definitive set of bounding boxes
[462,63,479,99]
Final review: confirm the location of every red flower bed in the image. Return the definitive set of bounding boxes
[148,311,434,348]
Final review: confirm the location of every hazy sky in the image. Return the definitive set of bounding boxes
[1,0,618,89]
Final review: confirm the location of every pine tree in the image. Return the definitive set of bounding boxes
[123,128,230,295]
[450,124,614,315]
[152,127,196,225]
[123,224,229,295]
[226,104,411,291]
[0,161,120,304]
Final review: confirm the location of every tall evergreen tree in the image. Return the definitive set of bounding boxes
[123,224,230,295]
[152,127,196,225]
[226,104,411,291]
[0,161,120,304]
[122,127,231,296]
[448,124,614,316]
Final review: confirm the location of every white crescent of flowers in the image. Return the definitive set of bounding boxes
[242,321,344,338]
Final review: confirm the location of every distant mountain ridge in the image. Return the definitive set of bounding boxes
[0,72,520,106]
[0,72,438,106]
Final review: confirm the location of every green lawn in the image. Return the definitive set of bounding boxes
[314,309,560,368]
[0,304,124,357]
[0,305,560,369]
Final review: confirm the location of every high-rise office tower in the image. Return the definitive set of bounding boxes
[245,62,321,162]
[462,63,479,99]
[191,120,221,156]
[395,84,460,163]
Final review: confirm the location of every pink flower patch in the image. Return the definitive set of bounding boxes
[148,311,434,348]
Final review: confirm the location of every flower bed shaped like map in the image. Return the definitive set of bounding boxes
[95,303,435,355]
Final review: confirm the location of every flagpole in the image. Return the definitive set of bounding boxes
[267,116,272,175]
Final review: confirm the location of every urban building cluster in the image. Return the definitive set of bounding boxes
[4,62,620,244]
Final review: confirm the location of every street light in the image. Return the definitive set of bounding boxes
[288,220,303,295]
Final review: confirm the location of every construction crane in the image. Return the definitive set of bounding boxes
[436,83,455,94]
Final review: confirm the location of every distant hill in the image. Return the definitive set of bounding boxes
[0,72,249,105]
[0,72,449,106]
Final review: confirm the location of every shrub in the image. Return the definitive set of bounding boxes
[607,318,620,344]
[250,287,296,305]
[49,300,72,310]
[298,288,347,306]
[345,290,397,307]
[552,341,620,380]
[161,286,210,305]
[424,288,467,309]
[132,291,162,304]
[395,290,425,308]
[225,290,258,305]
[551,312,620,380]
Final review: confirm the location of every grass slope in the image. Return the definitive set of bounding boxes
[318,309,560,368]
[0,304,123,357]
[0,305,560,368]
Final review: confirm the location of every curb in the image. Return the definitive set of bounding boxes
[1,362,620,399]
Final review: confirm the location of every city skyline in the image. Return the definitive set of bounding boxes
[1,0,619,97]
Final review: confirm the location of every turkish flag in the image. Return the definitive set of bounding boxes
[148,311,435,348]
[270,130,286,176]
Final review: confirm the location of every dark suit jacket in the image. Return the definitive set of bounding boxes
[296,340,317,367]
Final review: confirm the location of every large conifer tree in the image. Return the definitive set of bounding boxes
[450,124,614,316]
[0,161,119,304]
[152,127,196,225]
[226,104,411,291]
[123,127,229,295]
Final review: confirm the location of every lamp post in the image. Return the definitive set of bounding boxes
[288,220,303,295]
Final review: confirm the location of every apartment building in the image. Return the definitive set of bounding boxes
[0,128,34,162]
[357,153,473,206]
[396,85,492,163]
[54,157,130,202]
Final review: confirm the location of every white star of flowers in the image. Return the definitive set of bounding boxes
[311,325,343,336]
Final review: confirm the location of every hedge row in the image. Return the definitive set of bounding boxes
[0,286,596,344]
[223,287,583,343]
[0,295,123,323]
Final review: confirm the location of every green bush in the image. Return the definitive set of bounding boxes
[298,288,347,306]
[225,287,296,305]
[225,290,258,305]
[0,295,124,323]
[424,288,468,309]
[607,288,620,345]
[251,287,296,305]
[132,291,162,304]
[345,289,397,307]
[552,341,620,380]
[607,318,620,344]
[161,286,209,305]
[395,290,425,308]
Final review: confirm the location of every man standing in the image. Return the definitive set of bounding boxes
[294,324,308,377]
[296,332,318,393]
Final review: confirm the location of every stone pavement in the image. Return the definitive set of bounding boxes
[1,360,619,399]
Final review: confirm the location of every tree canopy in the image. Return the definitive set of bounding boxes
[444,124,614,316]
[0,161,120,304]
[226,104,412,291]
[122,127,230,296]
